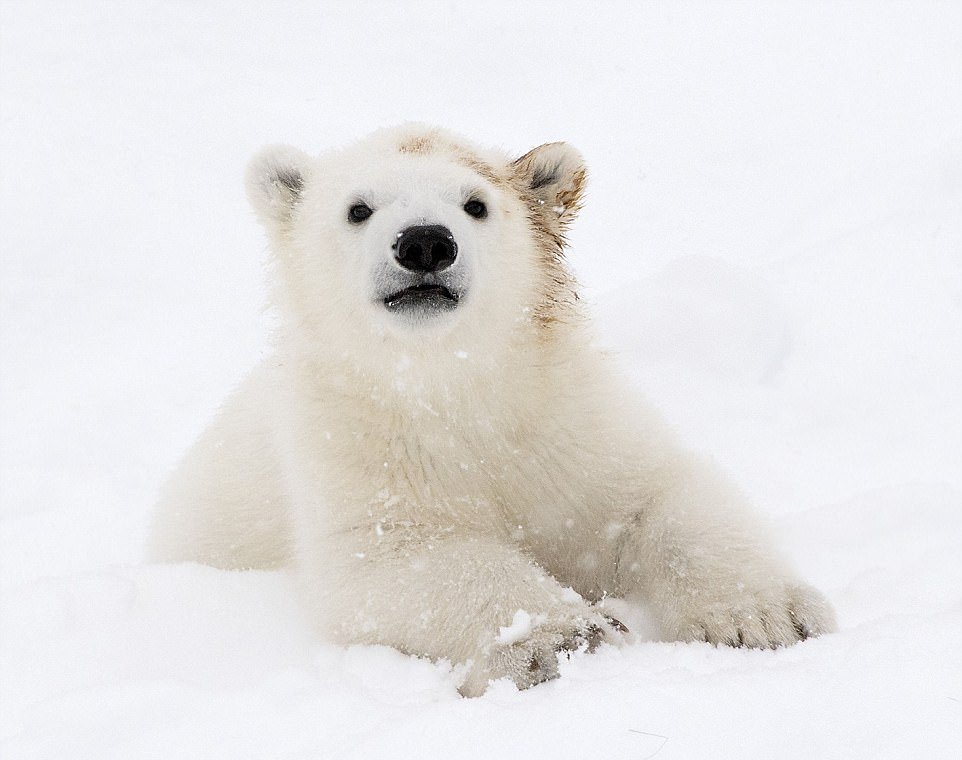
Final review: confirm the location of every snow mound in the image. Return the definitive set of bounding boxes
[597,255,792,383]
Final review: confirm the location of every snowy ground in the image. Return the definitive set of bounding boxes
[2,2,961,758]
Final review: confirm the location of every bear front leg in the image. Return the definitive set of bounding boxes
[614,460,836,648]
[310,531,615,697]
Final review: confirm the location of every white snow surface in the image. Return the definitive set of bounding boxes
[2,2,961,758]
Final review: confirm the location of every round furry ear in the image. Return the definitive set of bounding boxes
[511,142,587,216]
[245,144,311,231]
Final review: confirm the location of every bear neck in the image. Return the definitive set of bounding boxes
[274,312,593,428]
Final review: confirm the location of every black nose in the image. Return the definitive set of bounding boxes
[393,225,458,273]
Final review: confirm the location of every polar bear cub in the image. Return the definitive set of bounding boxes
[149,125,836,696]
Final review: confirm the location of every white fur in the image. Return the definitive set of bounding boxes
[149,125,836,696]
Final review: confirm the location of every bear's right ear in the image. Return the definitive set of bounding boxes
[245,145,311,231]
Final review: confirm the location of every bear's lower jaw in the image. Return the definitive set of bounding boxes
[383,284,460,314]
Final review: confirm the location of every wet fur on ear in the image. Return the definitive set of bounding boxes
[246,144,311,231]
[509,142,587,328]
[511,142,587,218]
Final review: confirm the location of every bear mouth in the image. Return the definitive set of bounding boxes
[384,283,459,312]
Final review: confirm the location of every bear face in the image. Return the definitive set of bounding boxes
[245,126,588,368]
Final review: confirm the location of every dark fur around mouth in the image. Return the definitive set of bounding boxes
[383,283,459,312]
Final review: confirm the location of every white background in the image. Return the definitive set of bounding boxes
[2,2,960,757]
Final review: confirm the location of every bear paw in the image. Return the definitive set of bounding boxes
[679,581,836,649]
[458,612,616,697]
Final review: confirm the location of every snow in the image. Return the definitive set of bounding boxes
[1,1,961,758]
[498,609,534,645]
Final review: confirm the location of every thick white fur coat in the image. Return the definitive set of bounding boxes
[149,126,835,696]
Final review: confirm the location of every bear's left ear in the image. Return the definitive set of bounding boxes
[510,142,587,217]
[245,144,312,232]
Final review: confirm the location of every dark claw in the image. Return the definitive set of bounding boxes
[792,618,809,641]
[604,614,629,633]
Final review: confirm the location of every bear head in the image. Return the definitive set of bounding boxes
[245,125,587,373]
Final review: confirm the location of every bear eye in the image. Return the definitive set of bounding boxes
[463,199,487,219]
[348,203,373,224]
